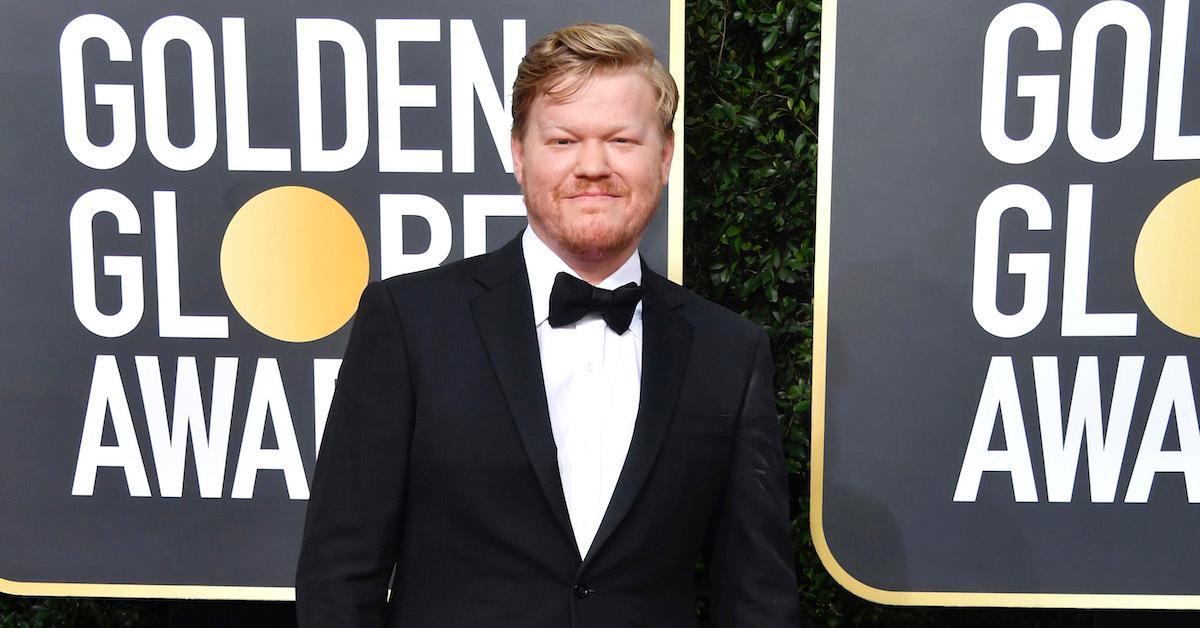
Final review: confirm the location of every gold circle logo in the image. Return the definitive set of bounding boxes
[220,186,369,343]
[1135,177,1200,338]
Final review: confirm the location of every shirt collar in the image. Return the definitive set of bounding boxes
[523,228,643,335]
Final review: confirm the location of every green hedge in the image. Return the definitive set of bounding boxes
[1,1,1092,625]
[682,0,821,621]
[0,597,164,628]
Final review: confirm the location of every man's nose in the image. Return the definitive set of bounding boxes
[573,140,612,178]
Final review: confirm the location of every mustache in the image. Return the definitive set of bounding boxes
[554,180,629,199]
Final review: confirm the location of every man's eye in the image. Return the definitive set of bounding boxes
[552,139,572,145]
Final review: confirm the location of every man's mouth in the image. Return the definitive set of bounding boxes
[566,191,620,199]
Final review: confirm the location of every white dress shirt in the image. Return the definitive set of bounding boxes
[522,228,642,557]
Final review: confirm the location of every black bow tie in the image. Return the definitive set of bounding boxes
[547,272,644,334]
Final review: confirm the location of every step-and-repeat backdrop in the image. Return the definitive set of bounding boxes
[817,0,1200,608]
[0,0,681,599]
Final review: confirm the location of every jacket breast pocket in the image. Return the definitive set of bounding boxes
[668,413,736,437]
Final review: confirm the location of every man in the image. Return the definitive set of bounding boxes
[296,22,799,627]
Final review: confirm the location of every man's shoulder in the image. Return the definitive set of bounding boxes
[374,234,526,301]
[377,254,488,297]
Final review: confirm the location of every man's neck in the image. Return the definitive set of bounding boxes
[529,227,638,285]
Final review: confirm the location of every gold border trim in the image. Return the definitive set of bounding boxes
[0,577,293,601]
[667,0,685,285]
[0,1,686,602]
[810,0,1200,610]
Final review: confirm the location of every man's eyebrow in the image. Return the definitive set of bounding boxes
[540,123,646,135]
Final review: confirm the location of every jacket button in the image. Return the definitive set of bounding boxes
[573,583,593,599]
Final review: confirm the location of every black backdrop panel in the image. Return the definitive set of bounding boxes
[0,0,678,597]
[818,0,1200,607]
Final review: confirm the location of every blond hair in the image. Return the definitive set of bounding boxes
[510,22,678,139]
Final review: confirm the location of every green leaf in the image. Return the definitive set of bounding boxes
[762,26,780,52]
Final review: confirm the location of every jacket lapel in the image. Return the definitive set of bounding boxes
[581,268,694,568]
[471,237,578,557]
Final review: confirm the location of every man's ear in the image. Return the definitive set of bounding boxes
[659,131,675,185]
[511,134,525,186]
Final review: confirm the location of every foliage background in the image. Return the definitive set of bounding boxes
[0,0,1120,625]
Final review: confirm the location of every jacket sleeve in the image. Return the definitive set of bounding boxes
[705,328,801,627]
[296,281,414,628]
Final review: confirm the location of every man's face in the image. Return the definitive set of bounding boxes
[511,70,673,265]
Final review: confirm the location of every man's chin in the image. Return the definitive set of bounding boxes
[528,211,652,264]
[559,230,638,263]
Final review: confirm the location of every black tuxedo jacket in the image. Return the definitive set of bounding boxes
[296,235,799,627]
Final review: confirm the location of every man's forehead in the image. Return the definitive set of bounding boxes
[528,110,656,138]
[538,68,654,106]
[512,68,667,142]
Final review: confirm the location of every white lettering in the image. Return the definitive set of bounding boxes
[136,356,237,498]
[955,356,1038,502]
[1153,0,1200,160]
[59,14,136,170]
[72,355,152,497]
[154,191,229,338]
[450,19,523,173]
[69,189,144,338]
[462,194,525,258]
[1034,355,1143,502]
[980,3,1062,164]
[380,194,452,277]
[297,18,369,172]
[231,359,309,499]
[377,19,442,173]
[222,18,291,171]
[1066,1,1151,163]
[972,184,1051,338]
[313,358,342,455]
[142,16,218,171]
[1126,356,1200,502]
[1060,184,1137,336]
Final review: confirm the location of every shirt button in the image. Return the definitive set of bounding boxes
[573,583,593,599]
[584,362,594,372]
